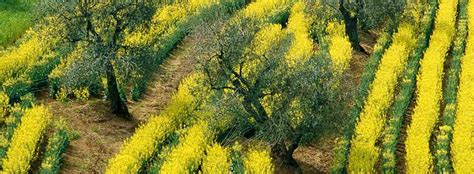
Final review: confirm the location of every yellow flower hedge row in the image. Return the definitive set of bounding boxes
[452,0,474,172]
[106,73,203,173]
[160,122,211,173]
[240,0,293,23]
[405,0,458,173]
[0,17,61,86]
[0,33,44,84]
[381,2,438,172]
[2,105,52,173]
[124,4,187,47]
[244,148,274,174]
[330,23,397,173]
[285,1,313,68]
[327,21,352,73]
[202,143,231,174]
[348,24,417,172]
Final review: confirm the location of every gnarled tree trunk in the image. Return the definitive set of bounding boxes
[105,60,130,119]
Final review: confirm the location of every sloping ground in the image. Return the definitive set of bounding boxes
[128,35,199,122]
[34,33,200,173]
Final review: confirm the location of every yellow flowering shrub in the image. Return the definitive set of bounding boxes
[202,143,231,174]
[348,24,416,172]
[188,0,215,11]
[452,0,474,172]
[285,1,314,68]
[106,73,203,173]
[2,105,52,173]
[0,20,61,85]
[73,87,90,102]
[160,122,210,173]
[405,0,458,173]
[56,87,69,103]
[327,21,352,73]
[239,0,292,23]
[244,148,274,174]
[0,92,8,119]
[0,35,42,84]
[125,4,187,47]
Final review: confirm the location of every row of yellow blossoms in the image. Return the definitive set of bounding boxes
[240,0,293,23]
[327,21,352,73]
[2,105,52,173]
[202,143,231,173]
[160,121,211,173]
[0,16,61,85]
[124,3,187,47]
[452,0,474,172]
[405,0,458,173]
[285,1,313,68]
[106,72,201,173]
[348,23,417,172]
[244,148,274,174]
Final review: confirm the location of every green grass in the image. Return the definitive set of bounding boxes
[0,1,35,48]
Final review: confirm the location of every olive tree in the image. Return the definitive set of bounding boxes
[196,18,344,168]
[39,2,154,118]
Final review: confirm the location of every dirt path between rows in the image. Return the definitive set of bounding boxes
[128,35,199,122]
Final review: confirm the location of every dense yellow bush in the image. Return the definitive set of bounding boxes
[285,1,314,68]
[0,34,43,84]
[452,0,474,172]
[240,0,292,22]
[160,122,210,173]
[202,143,231,174]
[244,148,273,174]
[348,24,416,172]
[327,21,352,73]
[73,87,90,102]
[405,0,458,173]
[125,4,187,47]
[2,105,52,173]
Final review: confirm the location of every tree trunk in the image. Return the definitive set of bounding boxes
[272,141,300,169]
[339,0,366,53]
[105,60,130,119]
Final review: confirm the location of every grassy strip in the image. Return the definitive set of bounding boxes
[0,2,34,47]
